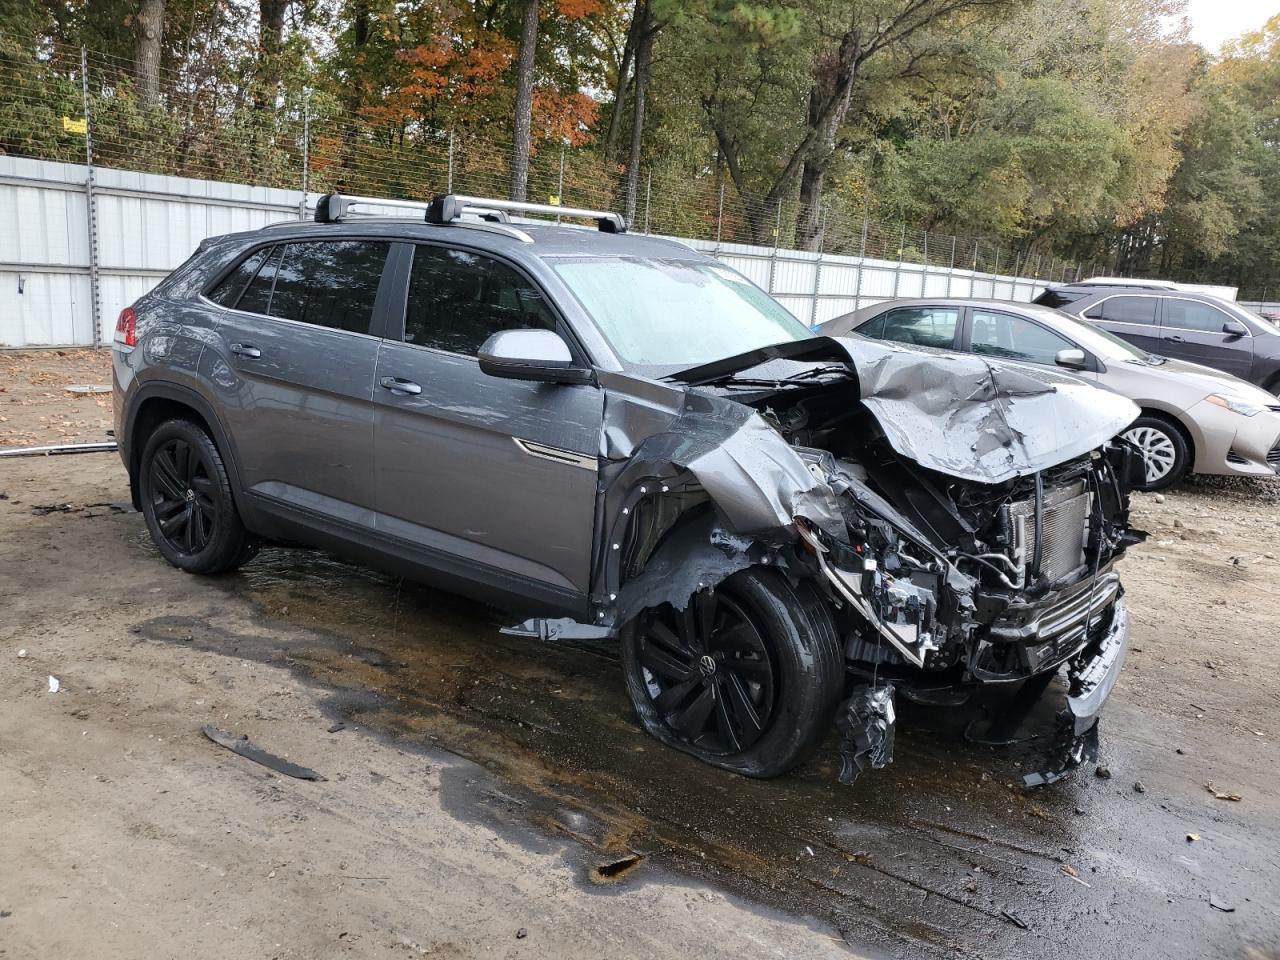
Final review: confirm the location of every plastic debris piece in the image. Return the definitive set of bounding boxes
[17,649,26,658]
[1209,892,1235,913]
[1000,910,1029,930]
[836,684,895,785]
[1186,833,1200,842]
[201,725,326,781]
[47,676,60,694]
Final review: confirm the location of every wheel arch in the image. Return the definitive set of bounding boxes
[1134,406,1196,464]
[126,384,246,513]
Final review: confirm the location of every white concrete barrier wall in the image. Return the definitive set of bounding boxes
[1,155,1049,347]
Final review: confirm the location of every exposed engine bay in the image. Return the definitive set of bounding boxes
[510,336,1146,785]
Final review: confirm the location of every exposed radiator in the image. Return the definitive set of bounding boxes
[1006,480,1091,584]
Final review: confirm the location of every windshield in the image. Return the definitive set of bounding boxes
[551,256,812,371]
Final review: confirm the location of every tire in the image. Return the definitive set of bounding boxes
[620,568,844,778]
[1121,415,1190,491]
[138,418,257,574]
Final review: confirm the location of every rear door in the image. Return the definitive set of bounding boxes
[1079,294,1163,355]
[372,242,604,600]
[205,238,394,523]
[1157,296,1254,378]
[856,305,962,350]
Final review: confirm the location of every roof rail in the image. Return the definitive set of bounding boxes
[312,193,533,242]
[426,193,627,234]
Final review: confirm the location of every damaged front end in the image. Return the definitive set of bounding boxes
[520,337,1145,784]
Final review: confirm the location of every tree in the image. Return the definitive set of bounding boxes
[510,0,539,199]
[134,0,165,104]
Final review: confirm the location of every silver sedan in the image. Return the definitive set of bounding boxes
[819,298,1280,490]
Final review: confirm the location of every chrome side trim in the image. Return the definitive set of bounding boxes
[512,437,597,471]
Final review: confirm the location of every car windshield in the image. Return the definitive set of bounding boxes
[551,256,812,372]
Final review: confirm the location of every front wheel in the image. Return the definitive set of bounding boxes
[1121,416,1190,491]
[138,418,257,574]
[620,568,844,778]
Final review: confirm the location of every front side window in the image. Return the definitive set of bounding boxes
[216,241,389,334]
[1089,295,1157,326]
[403,245,558,355]
[551,257,810,371]
[1163,298,1234,334]
[871,307,959,349]
[970,310,1073,365]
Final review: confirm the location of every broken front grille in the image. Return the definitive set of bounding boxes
[1006,480,1091,584]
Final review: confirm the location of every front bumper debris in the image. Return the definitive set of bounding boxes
[1023,597,1130,788]
[837,683,896,784]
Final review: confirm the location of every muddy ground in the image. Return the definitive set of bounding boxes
[1,349,1278,960]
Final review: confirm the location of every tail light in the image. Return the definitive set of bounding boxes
[114,307,136,347]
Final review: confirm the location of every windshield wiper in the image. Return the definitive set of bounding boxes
[718,365,852,388]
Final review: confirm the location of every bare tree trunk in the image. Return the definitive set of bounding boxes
[603,3,641,165]
[255,0,288,111]
[624,0,652,223]
[509,0,539,201]
[134,0,164,105]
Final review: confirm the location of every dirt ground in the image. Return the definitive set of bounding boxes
[2,349,1278,960]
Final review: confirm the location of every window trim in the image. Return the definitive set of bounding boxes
[1160,295,1252,337]
[1080,293,1161,329]
[199,237,399,339]
[385,239,594,368]
[963,307,1100,372]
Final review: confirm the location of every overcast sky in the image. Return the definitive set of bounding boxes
[1183,0,1276,51]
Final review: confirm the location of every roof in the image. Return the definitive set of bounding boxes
[233,215,699,261]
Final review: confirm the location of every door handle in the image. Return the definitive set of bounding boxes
[1163,335,1186,344]
[379,376,422,396]
[230,342,262,359]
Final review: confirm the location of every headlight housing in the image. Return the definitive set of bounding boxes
[1207,393,1267,417]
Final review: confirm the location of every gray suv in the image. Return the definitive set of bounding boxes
[112,193,1145,784]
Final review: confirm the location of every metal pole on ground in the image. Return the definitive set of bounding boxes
[80,47,102,349]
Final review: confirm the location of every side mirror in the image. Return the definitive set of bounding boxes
[1222,321,1248,338]
[478,329,592,385]
[1055,348,1088,370]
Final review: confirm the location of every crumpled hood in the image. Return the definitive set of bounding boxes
[835,337,1140,484]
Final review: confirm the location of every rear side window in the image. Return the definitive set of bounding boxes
[404,245,556,356]
[217,240,390,334]
[207,247,271,307]
[1163,298,1233,333]
[970,310,1073,365]
[1085,296,1157,326]
[865,307,959,350]
[1034,289,1086,309]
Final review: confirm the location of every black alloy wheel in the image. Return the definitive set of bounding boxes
[138,418,257,574]
[635,590,777,755]
[148,436,217,556]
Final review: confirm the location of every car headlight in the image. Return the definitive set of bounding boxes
[1207,393,1267,417]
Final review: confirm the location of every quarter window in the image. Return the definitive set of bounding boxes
[1087,296,1157,326]
[207,247,270,308]
[865,307,959,349]
[1163,298,1234,333]
[404,245,556,356]
[970,310,1074,365]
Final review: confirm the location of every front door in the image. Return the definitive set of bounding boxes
[372,242,603,598]
[206,238,394,522]
[1157,297,1254,379]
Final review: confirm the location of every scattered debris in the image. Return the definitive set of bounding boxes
[47,675,60,694]
[32,503,76,515]
[64,384,111,395]
[1186,833,1200,842]
[1060,864,1091,888]
[1209,892,1235,913]
[17,649,26,658]
[1095,765,1112,779]
[1153,493,1166,503]
[327,722,346,734]
[1134,781,1146,793]
[591,853,644,884]
[836,683,895,785]
[516,928,528,939]
[1000,910,1029,930]
[1205,781,1242,802]
[201,725,326,781]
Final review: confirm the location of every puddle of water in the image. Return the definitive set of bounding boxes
[134,544,1277,960]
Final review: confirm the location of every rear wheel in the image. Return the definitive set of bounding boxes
[1122,415,1190,491]
[139,418,257,574]
[620,568,843,778]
